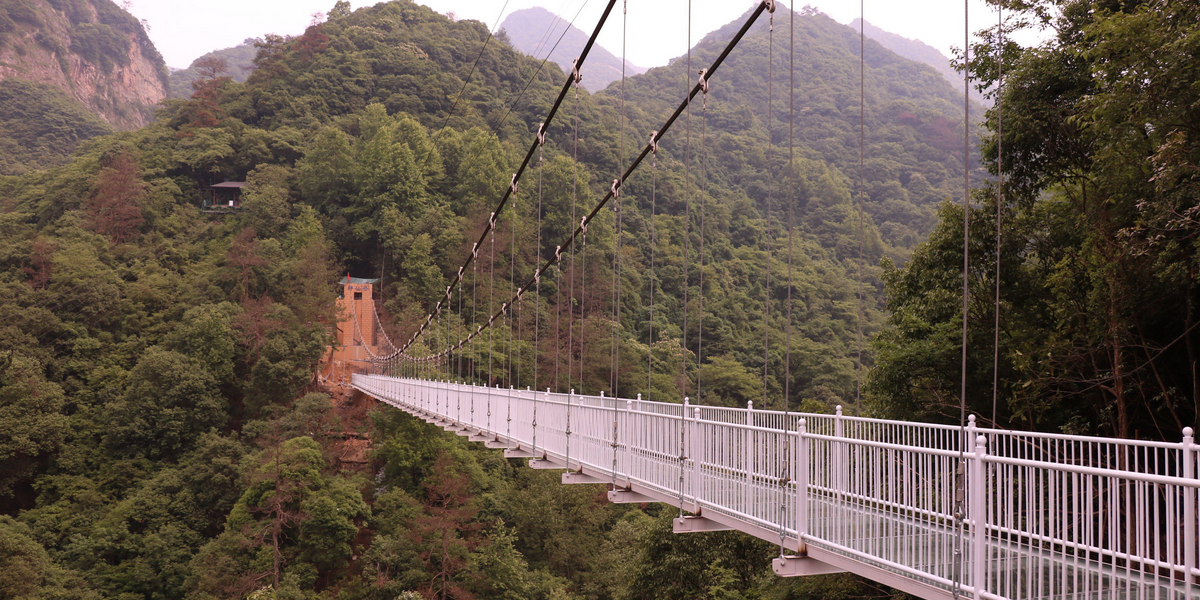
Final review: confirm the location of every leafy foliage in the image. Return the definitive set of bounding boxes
[870,0,1200,439]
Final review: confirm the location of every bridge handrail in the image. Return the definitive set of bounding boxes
[353,374,1200,600]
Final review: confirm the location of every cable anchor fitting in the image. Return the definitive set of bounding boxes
[580,216,587,235]
[611,179,621,198]
[536,122,547,146]
[764,0,776,13]
[510,174,518,194]
[554,245,563,262]
[649,130,659,154]
[571,58,583,85]
[698,68,710,94]
[489,212,497,228]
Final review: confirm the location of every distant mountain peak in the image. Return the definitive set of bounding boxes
[850,18,987,104]
[500,7,645,92]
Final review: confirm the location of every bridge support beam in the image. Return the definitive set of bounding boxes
[562,470,608,485]
[528,458,561,470]
[503,448,536,458]
[772,555,846,577]
[607,488,655,504]
[673,515,734,533]
[467,433,490,443]
[484,439,510,449]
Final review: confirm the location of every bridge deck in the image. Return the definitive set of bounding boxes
[353,375,1200,600]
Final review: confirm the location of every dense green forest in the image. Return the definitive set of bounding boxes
[1,0,1194,598]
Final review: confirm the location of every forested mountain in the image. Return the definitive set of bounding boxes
[0,0,167,129]
[499,6,644,92]
[167,39,259,99]
[850,18,987,105]
[4,0,1189,598]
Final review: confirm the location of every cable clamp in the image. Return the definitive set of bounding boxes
[649,130,659,154]
[554,245,562,261]
[510,174,518,194]
[501,302,508,315]
[489,212,497,228]
[698,68,710,94]
[764,0,776,13]
[611,179,621,198]
[472,243,479,259]
[571,58,582,84]
[536,122,547,146]
[580,217,587,235]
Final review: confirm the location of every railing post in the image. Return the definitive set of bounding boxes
[834,405,845,498]
[1184,427,1196,590]
[623,398,633,484]
[566,389,574,471]
[971,434,988,599]
[796,418,809,553]
[692,407,701,513]
[679,397,690,510]
[746,401,754,511]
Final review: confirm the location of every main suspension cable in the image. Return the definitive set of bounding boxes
[383,0,619,363]
[407,1,773,377]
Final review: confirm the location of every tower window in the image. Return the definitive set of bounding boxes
[354,292,363,300]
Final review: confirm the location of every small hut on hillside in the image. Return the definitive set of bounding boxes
[202,181,246,212]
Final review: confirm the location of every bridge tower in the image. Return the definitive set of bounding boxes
[324,275,381,383]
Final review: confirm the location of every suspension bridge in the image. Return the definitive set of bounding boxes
[336,1,1200,598]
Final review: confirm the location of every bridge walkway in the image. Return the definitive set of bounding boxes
[353,375,1199,600]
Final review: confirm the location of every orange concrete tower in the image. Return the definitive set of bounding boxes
[325,275,381,383]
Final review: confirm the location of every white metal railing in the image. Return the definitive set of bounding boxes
[352,374,1200,600]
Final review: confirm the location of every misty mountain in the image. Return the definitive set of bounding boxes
[851,18,987,104]
[500,6,644,92]
[167,38,259,98]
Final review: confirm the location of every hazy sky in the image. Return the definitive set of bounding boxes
[127,0,1017,70]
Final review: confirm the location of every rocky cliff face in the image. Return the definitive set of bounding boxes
[0,0,168,130]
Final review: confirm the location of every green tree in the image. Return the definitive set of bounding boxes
[0,353,66,500]
[104,347,226,461]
